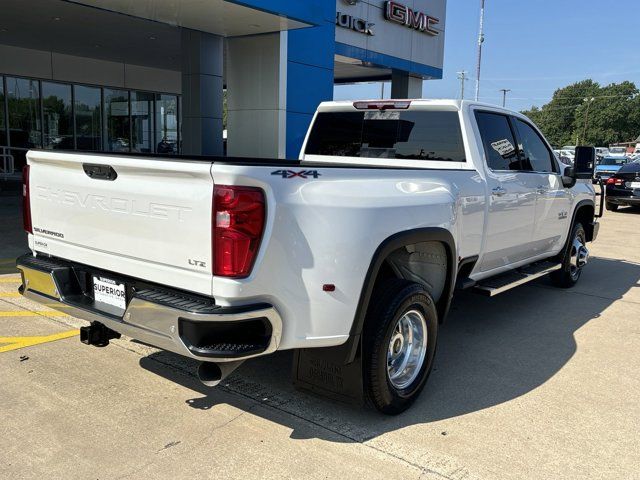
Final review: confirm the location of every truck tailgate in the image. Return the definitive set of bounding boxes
[27,151,214,295]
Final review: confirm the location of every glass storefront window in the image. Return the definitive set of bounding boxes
[131,91,153,153]
[74,85,102,151]
[104,89,130,152]
[6,77,41,149]
[42,82,73,149]
[0,76,6,147]
[155,94,178,154]
[1,74,180,160]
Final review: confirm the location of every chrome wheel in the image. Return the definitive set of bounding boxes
[569,233,589,280]
[387,309,428,390]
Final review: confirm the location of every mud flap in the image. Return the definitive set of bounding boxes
[292,339,364,406]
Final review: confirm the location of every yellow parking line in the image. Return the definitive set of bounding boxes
[0,278,20,283]
[0,311,68,317]
[0,292,21,298]
[0,330,79,353]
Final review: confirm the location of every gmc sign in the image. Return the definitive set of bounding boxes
[384,1,440,36]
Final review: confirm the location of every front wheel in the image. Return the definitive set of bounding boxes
[363,279,438,415]
[551,222,588,288]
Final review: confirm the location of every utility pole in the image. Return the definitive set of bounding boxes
[475,0,485,101]
[457,71,468,99]
[380,81,385,99]
[500,88,511,107]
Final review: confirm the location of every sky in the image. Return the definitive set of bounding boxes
[334,0,640,112]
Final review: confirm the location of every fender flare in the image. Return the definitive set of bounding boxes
[344,227,457,363]
[570,199,597,242]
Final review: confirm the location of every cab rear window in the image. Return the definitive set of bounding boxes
[304,111,466,162]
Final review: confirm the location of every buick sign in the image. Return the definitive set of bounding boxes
[384,1,440,36]
[336,12,374,35]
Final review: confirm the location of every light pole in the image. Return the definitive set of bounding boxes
[457,71,468,99]
[580,97,595,145]
[500,88,511,107]
[475,0,485,101]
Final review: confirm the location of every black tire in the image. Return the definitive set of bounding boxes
[363,278,438,415]
[605,202,618,212]
[551,222,587,288]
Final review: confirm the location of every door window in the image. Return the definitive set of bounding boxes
[155,94,178,154]
[6,77,41,148]
[42,82,73,150]
[513,119,557,173]
[131,91,154,153]
[74,85,102,151]
[104,89,130,152]
[474,111,521,171]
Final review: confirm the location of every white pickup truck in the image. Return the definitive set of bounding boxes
[17,100,600,414]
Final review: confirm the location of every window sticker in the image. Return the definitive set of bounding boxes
[491,138,516,158]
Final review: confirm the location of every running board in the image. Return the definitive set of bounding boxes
[473,261,562,297]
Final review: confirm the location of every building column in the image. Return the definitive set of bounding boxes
[181,29,224,156]
[391,71,423,99]
[226,32,287,158]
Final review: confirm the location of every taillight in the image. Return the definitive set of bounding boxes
[212,185,265,278]
[22,165,32,234]
[606,177,623,186]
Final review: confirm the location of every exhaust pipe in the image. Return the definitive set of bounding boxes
[197,360,244,387]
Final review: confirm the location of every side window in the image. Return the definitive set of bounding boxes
[475,111,521,171]
[513,119,557,173]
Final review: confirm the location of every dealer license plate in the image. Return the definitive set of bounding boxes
[630,182,640,189]
[93,276,126,313]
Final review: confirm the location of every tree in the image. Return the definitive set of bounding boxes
[522,79,600,147]
[574,81,639,146]
[522,80,640,147]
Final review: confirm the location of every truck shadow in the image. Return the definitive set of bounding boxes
[139,256,640,443]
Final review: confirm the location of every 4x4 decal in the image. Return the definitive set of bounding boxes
[271,170,322,179]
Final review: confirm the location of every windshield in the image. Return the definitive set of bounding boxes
[601,158,627,166]
[305,110,466,161]
[610,147,626,154]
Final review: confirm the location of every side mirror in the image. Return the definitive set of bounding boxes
[562,166,576,188]
[574,146,596,179]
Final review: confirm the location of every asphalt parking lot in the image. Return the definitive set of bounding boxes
[1,188,639,480]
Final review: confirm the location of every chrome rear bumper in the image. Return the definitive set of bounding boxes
[17,254,282,362]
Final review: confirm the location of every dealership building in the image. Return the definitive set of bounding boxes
[0,0,446,173]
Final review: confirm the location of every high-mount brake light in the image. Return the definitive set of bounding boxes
[22,165,32,234]
[212,185,265,278]
[353,100,411,110]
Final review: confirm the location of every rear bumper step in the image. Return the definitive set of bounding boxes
[16,254,282,362]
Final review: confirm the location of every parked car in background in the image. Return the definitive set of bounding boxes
[595,156,629,181]
[554,150,573,165]
[608,146,628,158]
[559,149,575,162]
[595,147,610,159]
[604,159,640,211]
[561,145,576,152]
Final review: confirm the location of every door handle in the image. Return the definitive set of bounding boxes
[491,187,507,197]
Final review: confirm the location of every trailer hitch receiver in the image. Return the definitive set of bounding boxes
[80,321,121,347]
